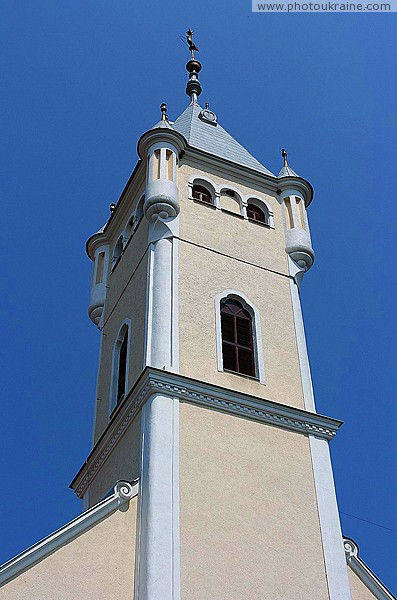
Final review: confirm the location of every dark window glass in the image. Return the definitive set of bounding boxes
[222,343,236,372]
[192,184,213,204]
[221,312,234,343]
[117,331,128,403]
[236,318,251,347]
[247,203,269,224]
[220,298,256,377]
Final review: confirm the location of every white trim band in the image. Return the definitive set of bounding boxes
[344,539,396,600]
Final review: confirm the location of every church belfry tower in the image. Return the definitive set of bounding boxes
[72,32,352,600]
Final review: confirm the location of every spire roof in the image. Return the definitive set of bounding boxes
[278,148,299,178]
[150,31,274,177]
[169,102,275,176]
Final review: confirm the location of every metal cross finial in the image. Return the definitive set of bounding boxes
[160,102,168,121]
[282,148,288,166]
[186,29,199,59]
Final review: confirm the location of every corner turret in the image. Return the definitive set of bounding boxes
[277,148,315,277]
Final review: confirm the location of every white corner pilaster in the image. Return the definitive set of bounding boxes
[290,277,352,600]
[289,278,316,412]
[135,393,180,600]
[310,435,352,600]
[145,217,179,372]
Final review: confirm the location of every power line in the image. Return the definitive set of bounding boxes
[340,511,397,535]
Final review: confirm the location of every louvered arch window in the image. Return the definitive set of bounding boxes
[220,298,256,377]
[247,202,269,225]
[192,184,213,204]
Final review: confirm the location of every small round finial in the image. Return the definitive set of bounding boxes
[205,102,209,109]
[282,148,288,166]
[160,102,168,121]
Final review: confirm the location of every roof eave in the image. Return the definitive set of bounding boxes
[182,145,284,191]
[85,158,144,260]
[344,538,396,600]
[276,175,314,207]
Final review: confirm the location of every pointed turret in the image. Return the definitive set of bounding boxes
[151,102,173,130]
[276,148,315,275]
[278,148,299,178]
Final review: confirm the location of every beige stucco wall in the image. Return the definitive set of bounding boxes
[88,412,141,507]
[348,567,378,599]
[179,401,328,600]
[94,218,148,442]
[219,192,241,214]
[178,162,288,276]
[1,498,137,600]
[178,240,304,407]
[177,162,304,408]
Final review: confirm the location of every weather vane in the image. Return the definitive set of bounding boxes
[186,29,199,60]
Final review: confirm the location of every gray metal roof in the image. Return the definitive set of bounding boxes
[150,118,173,130]
[167,102,275,177]
[278,163,299,178]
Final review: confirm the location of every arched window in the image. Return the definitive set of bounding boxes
[112,236,124,269]
[247,202,269,225]
[117,329,128,404]
[192,184,213,204]
[109,321,131,416]
[220,298,256,377]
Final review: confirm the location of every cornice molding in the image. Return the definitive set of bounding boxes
[0,480,138,587]
[137,128,186,159]
[71,368,342,499]
[86,161,146,260]
[344,538,396,600]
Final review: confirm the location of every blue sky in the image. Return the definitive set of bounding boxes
[1,0,396,593]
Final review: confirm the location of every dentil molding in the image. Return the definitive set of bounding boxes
[71,368,342,498]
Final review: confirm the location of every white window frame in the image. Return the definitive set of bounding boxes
[215,290,266,384]
[109,318,131,417]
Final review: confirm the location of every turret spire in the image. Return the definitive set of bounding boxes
[278,147,299,178]
[185,29,202,104]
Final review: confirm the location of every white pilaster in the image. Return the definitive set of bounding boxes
[151,236,173,368]
[145,218,179,372]
[160,148,167,180]
[290,277,352,600]
[136,393,180,600]
[289,278,316,412]
[310,435,352,600]
[289,194,300,228]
